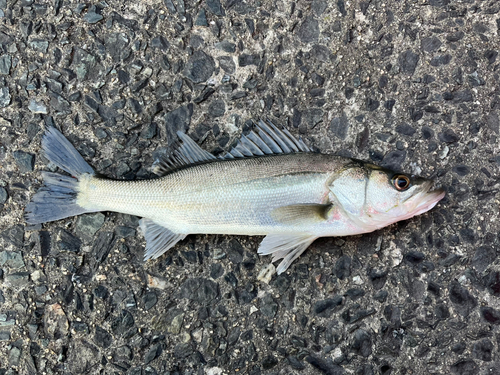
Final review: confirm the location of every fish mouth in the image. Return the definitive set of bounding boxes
[406,181,446,217]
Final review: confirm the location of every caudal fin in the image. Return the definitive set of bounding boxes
[25,127,96,224]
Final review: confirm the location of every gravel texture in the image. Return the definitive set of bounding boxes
[0,0,500,374]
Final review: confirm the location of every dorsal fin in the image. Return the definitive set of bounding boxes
[223,119,311,159]
[153,119,311,175]
[153,131,217,176]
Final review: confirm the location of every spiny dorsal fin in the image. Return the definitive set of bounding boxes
[153,131,217,176]
[223,119,311,159]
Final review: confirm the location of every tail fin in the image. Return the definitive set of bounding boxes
[25,127,96,224]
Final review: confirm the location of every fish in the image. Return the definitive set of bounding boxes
[25,120,445,274]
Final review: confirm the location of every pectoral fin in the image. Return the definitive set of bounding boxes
[271,204,331,225]
[258,233,317,274]
[139,218,187,260]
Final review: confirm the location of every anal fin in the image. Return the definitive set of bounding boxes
[271,204,331,225]
[139,218,187,260]
[258,233,317,275]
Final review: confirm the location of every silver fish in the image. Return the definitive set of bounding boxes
[25,120,445,274]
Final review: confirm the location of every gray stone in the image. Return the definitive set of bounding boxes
[75,213,105,242]
[183,50,215,83]
[421,36,442,52]
[164,104,193,146]
[29,39,49,52]
[260,294,278,317]
[9,347,21,366]
[28,99,48,114]
[0,251,25,268]
[398,50,419,75]
[0,187,7,204]
[83,7,103,24]
[195,8,208,26]
[179,278,219,303]
[4,272,30,287]
[0,54,10,75]
[298,16,319,43]
[329,112,350,139]
[215,40,236,53]
[208,99,225,117]
[13,151,35,172]
[207,0,224,16]
[0,86,10,107]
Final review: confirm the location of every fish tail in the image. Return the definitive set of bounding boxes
[25,127,97,224]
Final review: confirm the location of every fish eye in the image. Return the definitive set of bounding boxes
[392,175,411,191]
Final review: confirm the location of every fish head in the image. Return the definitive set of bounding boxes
[330,162,445,232]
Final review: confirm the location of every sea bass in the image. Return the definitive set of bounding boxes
[25,120,445,274]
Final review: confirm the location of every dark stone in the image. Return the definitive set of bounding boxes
[217,56,235,73]
[215,41,236,53]
[151,36,170,51]
[447,31,464,42]
[142,291,157,310]
[262,355,278,369]
[174,343,193,359]
[438,128,459,143]
[208,99,225,117]
[484,50,498,64]
[145,343,163,364]
[94,326,112,348]
[422,126,434,139]
[329,112,350,139]
[366,98,379,111]
[94,285,109,299]
[450,360,478,375]
[195,8,208,26]
[224,272,238,288]
[396,123,415,136]
[314,296,343,317]
[193,87,215,103]
[210,263,224,279]
[93,232,115,264]
[485,271,500,297]
[421,36,442,52]
[238,54,260,67]
[449,281,477,317]
[140,123,157,139]
[206,0,224,16]
[297,16,320,43]
[83,6,103,24]
[178,278,219,303]
[260,294,278,317]
[306,355,345,374]
[404,251,425,265]
[57,230,82,253]
[451,342,466,354]
[183,51,215,83]
[352,329,372,357]
[164,104,193,145]
[472,246,496,273]
[381,150,406,170]
[288,356,306,370]
[398,50,419,75]
[384,99,395,111]
[227,239,243,263]
[111,310,135,336]
[334,255,351,280]
[0,187,7,204]
[13,151,35,172]
[481,306,500,324]
[369,269,388,290]
[472,339,493,361]
[434,303,449,320]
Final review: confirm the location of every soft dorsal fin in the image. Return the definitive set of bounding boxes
[153,131,217,176]
[223,119,311,159]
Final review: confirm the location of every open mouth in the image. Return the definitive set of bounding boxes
[407,182,446,217]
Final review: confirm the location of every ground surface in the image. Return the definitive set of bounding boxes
[0,0,500,374]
